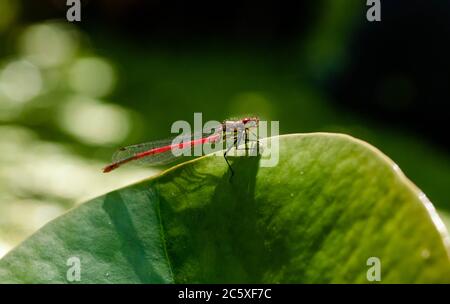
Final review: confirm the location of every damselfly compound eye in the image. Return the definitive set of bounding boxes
[242,117,259,127]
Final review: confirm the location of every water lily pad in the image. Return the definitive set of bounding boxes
[1,133,449,283]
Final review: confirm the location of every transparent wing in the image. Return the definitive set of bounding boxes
[112,138,181,166]
[111,127,223,167]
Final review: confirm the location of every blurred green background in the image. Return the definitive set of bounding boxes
[0,0,449,257]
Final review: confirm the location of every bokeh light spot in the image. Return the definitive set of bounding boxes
[20,22,79,68]
[58,96,130,145]
[0,60,42,103]
[228,91,274,119]
[69,57,117,98]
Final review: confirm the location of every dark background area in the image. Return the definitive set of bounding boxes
[17,0,450,149]
[0,0,449,253]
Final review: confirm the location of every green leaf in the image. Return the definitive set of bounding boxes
[1,133,449,283]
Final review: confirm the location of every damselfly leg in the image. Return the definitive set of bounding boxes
[223,128,243,179]
[223,125,260,181]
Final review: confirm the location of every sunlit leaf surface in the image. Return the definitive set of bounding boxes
[1,134,449,283]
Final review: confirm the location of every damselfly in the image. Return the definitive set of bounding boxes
[102,117,259,176]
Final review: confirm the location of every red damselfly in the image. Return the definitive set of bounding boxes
[103,117,259,176]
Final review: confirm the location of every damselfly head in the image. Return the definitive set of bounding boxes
[242,116,259,128]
